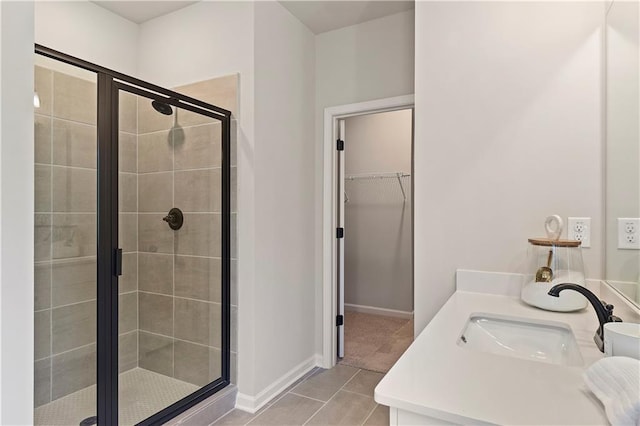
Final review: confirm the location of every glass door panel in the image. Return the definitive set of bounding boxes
[117,88,224,425]
[34,46,229,424]
[33,55,99,426]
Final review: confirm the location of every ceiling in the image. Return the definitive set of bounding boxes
[91,1,414,31]
[91,1,198,24]
[279,1,414,34]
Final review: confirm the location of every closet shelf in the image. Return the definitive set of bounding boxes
[344,172,411,202]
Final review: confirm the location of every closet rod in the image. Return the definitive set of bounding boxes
[345,172,410,180]
[344,172,410,202]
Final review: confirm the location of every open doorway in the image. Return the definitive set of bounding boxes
[336,109,414,373]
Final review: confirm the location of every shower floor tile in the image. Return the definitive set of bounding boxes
[35,367,199,426]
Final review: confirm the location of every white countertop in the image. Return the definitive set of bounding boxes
[374,291,609,425]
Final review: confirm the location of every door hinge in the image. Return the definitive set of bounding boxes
[115,248,123,276]
[336,315,344,326]
[336,227,344,239]
[336,139,344,151]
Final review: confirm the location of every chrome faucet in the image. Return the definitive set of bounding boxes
[548,283,622,352]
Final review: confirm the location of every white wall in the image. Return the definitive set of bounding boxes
[137,1,254,91]
[414,2,604,334]
[605,0,640,283]
[252,0,316,398]
[35,1,139,75]
[344,110,413,313]
[0,1,35,423]
[315,9,415,352]
[345,110,412,175]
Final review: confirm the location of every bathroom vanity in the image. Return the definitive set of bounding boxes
[374,271,616,425]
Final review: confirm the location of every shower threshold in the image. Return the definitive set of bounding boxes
[35,368,199,425]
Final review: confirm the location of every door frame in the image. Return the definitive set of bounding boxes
[321,95,415,368]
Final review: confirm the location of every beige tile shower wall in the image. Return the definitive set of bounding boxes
[136,75,238,387]
[118,91,139,376]
[33,67,139,408]
[34,65,97,407]
[175,75,239,386]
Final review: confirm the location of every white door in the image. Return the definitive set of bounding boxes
[337,119,346,358]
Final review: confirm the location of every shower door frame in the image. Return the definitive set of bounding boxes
[35,44,232,426]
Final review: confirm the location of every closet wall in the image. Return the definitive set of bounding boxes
[344,109,413,315]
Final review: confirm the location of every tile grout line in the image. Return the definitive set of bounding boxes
[139,252,223,261]
[263,367,323,408]
[135,93,141,373]
[287,392,327,404]
[300,367,362,426]
[48,69,54,406]
[137,165,225,175]
[138,121,217,138]
[138,289,222,305]
[360,403,380,426]
[340,388,377,398]
[35,254,97,264]
[244,367,325,425]
[171,117,176,380]
[47,114,100,129]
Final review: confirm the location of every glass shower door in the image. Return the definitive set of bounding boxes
[34,45,231,425]
[33,55,99,426]
[117,87,226,425]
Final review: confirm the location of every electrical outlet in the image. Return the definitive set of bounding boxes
[568,217,591,248]
[618,218,640,249]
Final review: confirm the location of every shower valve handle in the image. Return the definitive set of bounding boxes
[163,207,184,230]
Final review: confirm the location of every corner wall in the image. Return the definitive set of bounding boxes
[35,1,139,75]
[0,1,35,423]
[252,1,316,400]
[414,1,604,334]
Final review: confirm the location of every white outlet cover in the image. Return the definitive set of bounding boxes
[618,218,640,250]
[568,217,591,248]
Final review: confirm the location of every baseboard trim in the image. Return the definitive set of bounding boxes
[235,355,318,414]
[344,303,413,320]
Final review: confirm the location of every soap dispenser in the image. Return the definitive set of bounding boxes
[521,215,588,312]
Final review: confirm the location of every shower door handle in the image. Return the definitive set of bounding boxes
[114,248,123,276]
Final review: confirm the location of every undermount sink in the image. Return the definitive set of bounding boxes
[458,313,584,366]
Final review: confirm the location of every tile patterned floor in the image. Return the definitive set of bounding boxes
[339,311,414,373]
[34,368,198,426]
[213,365,389,426]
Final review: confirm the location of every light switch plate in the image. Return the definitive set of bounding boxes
[617,218,640,249]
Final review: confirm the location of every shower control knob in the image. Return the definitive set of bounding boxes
[163,207,184,230]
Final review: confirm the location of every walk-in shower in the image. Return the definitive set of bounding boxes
[33,45,232,425]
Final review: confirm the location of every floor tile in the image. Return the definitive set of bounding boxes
[213,408,257,426]
[291,364,358,402]
[340,312,414,373]
[247,394,323,426]
[267,367,324,406]
[305,390,376,426]
[343,370,384,397]
[363,404,389,426]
